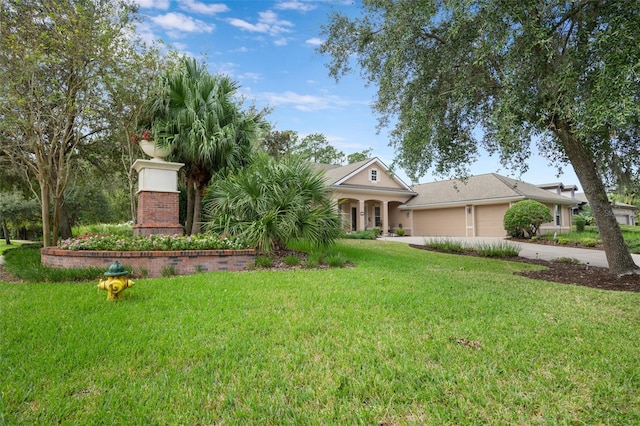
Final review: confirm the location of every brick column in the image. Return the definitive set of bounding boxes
[132,159,184,236]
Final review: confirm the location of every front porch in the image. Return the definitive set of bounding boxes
[338,198,411,235]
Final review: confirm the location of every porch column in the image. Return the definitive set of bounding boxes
[382,201,389,235]
[358,199,366,231]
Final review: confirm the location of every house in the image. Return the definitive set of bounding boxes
[573,193,638,226]
[403,173,576,237]
[314,158,416,233]
[316,158,577,237]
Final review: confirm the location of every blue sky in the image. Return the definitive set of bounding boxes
[133,0,580,188]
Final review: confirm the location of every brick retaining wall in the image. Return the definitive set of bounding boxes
[41,247,256,278]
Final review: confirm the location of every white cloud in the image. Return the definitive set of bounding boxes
[305,37,323,46]
[227,10,293,37]
[260,91,360,112]
[238,72,262,82]
[275,1,316,12]
[151,12,215,34]
[179,0,230,15]
[135,0,170,9]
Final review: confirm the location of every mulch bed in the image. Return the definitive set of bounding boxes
[409,244,640,293]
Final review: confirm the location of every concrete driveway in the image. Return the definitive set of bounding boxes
[378,235,640,269]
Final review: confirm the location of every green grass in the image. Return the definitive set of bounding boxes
[0,240,25,255]
[1,240,639,424]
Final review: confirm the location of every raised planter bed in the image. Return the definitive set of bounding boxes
[41,247,256,278]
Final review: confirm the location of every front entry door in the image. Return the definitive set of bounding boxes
[351,207,357,231]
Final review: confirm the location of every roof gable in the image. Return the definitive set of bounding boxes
[313,158,413,192]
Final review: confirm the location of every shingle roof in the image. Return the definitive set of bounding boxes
[404,173,577,209]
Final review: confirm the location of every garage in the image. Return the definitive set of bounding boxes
[413,207,466,236]
[474,204,510,237]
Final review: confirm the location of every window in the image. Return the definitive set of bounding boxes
[555,205,561,226]
[370,168,378,182]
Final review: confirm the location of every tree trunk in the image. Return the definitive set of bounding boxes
[40,181,51,247]
[185,176,195,235]
[57,199,73,240]
[2,218,11,245]
[553,118,639,275]
[191,186,203,235]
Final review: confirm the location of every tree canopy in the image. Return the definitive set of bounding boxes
[320,0,640,275]
[0,0,147,245]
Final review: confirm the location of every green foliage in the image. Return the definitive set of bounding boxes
[205,154,342,254]
[503,200,553,238]
[475,242,521,258]
[72,223,133,238]
[395,228,406,236]
[283,255,300,266]
[341,230,378,240]
[3,244,104,282]
[255,256,273,268]
[556,237,570,245]
[580,238,598,247]
[325,252,347,268]
[150,57,267,235]
[425,238,465,254]
[161,265,177,277]
[573,215,586,232]
[293,133,344,165]
[58,233,247,251]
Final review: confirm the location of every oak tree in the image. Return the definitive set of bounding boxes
[320,0,640,275]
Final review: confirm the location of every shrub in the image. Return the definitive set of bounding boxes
[573,215,586,232]
[503,200,553,238]
[283,255,300,266]
[341,230,377,240]
[396,228,406,236]
[556,237,570,245]
[255,256,273,268]
[305,252,323,268]
[205,154,341,254]
[58,233,247,251]
[580,237,598,247]
[426,238,465,254]
[326,252,347,267]
[553,257,581,264]
[475,242,521,258]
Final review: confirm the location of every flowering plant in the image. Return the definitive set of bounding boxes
[58,233,249,251]
[130,129,153,144]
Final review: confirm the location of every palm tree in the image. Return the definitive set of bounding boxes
[205,153,342,254]
[151,57,266,234]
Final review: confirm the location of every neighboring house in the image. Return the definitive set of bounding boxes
[573,193,638,226]
[314,159,577,237]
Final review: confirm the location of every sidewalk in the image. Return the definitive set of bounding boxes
[378,235,640,269]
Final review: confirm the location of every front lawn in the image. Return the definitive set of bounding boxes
[1,240,639,424]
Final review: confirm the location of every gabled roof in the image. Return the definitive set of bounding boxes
[311,157,415,193]
[403,173,577,209]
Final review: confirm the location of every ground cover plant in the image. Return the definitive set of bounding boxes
[1,240,639,424]
[536,225,640,253]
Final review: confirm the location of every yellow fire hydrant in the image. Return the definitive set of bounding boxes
[98,261,134,300]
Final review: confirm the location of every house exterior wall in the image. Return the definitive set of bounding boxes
[612,207,637,225]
